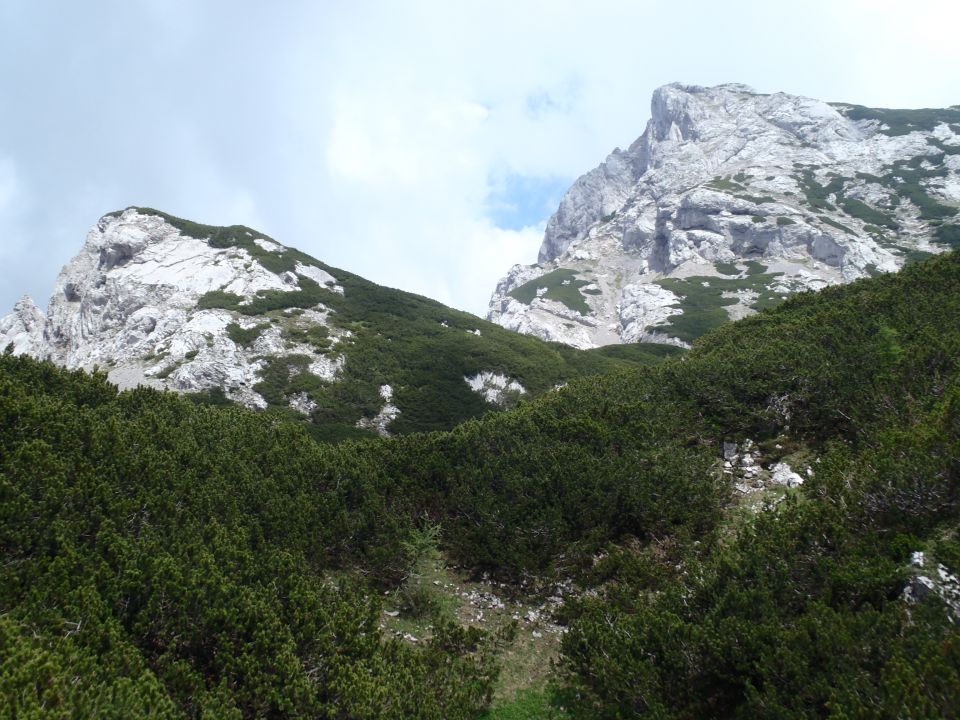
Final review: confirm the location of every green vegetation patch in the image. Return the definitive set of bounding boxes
[744,260,769,275]
[853,156,956,223]
[897,248,936,265]
[714,261,741,276]
[838,103,960,136]
[776,216,797,226]
[819,216,856,235]
[197,276,333,316]
[935,224,960,249]
[483,689,561,720]
[654,264,784,343]
[253,353,330,408]
[507,269,592,315]
[283,322,332,352]
[840,198,898,229]
[707,176,747,193]
[196,289,244,310]
[927,137,960,156]
[887,164,957,222]
[587,342,684,364]
[226,321,270,347]
[795,167,847,211]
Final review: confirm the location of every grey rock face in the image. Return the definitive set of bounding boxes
[902,557,960,620]
[0,208,347,409]
[490,83,959,348]
[0,296,46,356]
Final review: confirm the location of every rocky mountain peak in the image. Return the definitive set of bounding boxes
[491,82,960,349]
[2,207,348,410]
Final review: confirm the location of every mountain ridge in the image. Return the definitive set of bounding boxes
[0,207,674,441]
[3,248,959,718]
[488,82,960,348]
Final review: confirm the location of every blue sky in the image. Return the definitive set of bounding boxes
[486,174,573,231]
[1,0,958,316]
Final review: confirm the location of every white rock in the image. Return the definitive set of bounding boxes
[464,371,527,407]
[289,392,318,416]
[0,209,343,411]
[254,238,285,253]
[356,383,400,437]
[0,296,46,356]
[770,462,805,488]
[294,262,344,294]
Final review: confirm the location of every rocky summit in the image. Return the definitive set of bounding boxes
[0,208,348,410]
[487,82,960,348]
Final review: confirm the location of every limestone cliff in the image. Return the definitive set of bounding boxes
[488,83,960,348]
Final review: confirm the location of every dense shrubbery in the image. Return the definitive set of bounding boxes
[0,359,515,717]
[0,351,719,715]
[2,252,960,716]
[557,252,960,717]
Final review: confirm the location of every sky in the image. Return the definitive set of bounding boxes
[1,0,958,318]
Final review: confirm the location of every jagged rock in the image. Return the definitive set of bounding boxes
[902,557,960,620]
[769,462,805,488]
[904,575,936,603]
[0,208,345,409]
[489,83,958,348]
[0,296,46,356]
[356,384,400,437]
[464,371,527,407]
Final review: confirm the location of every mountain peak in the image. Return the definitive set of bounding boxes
[492,83,959,349]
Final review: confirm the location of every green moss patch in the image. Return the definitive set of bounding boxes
[707,176,747,193]
[819,216,856,235]
[508,269,593,315]
[654,264,784,343]
[837,104,960,136]
[226,322,270,347]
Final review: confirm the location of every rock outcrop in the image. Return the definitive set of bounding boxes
[489,83,960,348]
[1,208,348,410]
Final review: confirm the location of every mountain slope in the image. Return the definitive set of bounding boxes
[488,83,960,348]
[0,207,675,440]
[3,250,959,717]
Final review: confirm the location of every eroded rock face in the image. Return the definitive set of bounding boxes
[489,83,959,348]
[0,296,46,356]
[0,208,346,409]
